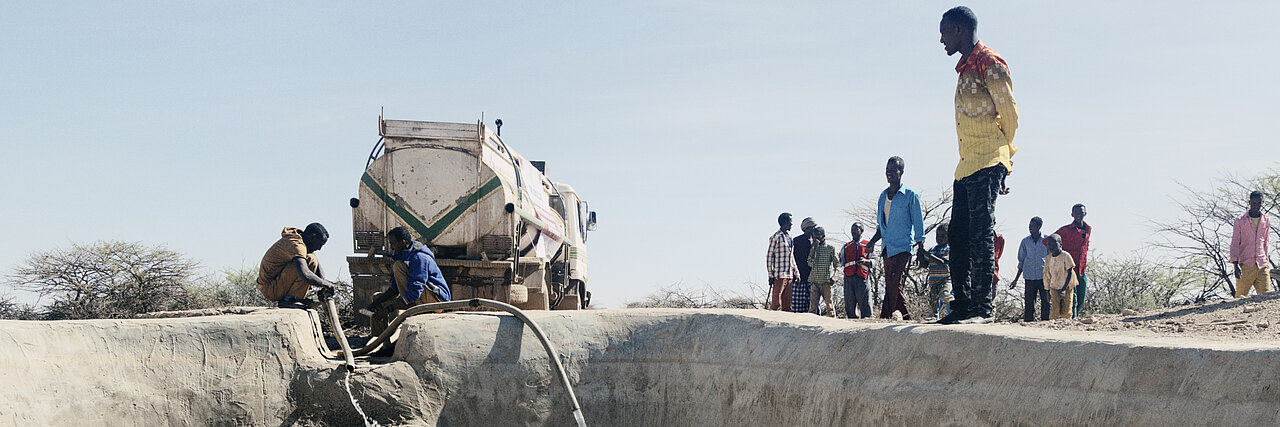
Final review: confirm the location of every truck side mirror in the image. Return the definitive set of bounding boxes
[587,211,597,231]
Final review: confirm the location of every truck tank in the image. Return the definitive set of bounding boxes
[348,117,595,314]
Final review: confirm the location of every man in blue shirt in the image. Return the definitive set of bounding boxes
[1010,217,1050,321]
[361,226,451,335]
[867,156,926,320]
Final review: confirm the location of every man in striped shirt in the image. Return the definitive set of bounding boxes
[767,212,800,310]
[923,225,952,320]
[937,6,1019,325]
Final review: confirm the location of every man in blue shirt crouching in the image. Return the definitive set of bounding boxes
[361,226,451,336]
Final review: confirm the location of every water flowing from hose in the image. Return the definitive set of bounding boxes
[343,369,379,427]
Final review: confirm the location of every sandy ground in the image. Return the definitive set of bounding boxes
[840,291,1280,342]
[1011,291,1280,342]
[817,290,1280,343]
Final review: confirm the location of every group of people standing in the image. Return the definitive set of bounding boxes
[765,172,1095,324]
[767,6,1222,323]
[766,6,1021,324]
[1008,208,1092,321]
[763,3,1273,322]
[767,215,873,319]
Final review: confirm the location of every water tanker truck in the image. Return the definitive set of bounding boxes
[347,117,596,313]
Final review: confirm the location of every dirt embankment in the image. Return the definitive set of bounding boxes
[4,306,1280,425]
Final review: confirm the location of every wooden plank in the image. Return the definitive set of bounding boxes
[383,120,476,132]
[381,120,479,140]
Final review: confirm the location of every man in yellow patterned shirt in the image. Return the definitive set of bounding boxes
[936,6,1019,325]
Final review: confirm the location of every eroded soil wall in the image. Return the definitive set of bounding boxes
[2,309,1278,426]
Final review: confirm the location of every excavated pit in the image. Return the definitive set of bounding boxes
[2,308,1279,425]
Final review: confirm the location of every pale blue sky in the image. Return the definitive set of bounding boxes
[3,1,1277,308]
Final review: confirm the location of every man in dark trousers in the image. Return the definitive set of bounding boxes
[840,223,874,319]
[1054,204,1092,318]
[791,217,818,313]
[936,6,1020,324]
[1010,217,1050,321]
[867,157,926,320]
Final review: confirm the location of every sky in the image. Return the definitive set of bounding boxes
[2,1,1278,309]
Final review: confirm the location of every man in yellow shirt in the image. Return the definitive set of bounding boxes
[936,6,1019,325]
[256,223,338,309]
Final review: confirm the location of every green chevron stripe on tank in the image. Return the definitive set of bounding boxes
[361,172,433,238]
[420,175,503,240]
[360,172,505,242]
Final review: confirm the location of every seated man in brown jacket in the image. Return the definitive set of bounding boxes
[256,223,337,309]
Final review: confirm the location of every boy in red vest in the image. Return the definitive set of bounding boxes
[840,223,875,318]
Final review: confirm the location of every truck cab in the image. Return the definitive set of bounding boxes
[549,183,596,307]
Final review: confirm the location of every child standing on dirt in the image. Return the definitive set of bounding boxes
[808,226,839,316]
[841,223,875,319]
[923,225,953,320]
[1043,234,1078,320]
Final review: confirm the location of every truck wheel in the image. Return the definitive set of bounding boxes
[507,284,529,305]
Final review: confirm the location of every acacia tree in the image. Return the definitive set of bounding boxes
[8,241,200,319]
[1152,168,1280,302]
[0,294,38,320]
[1083,253,1187,314]
[628,281,767,309]
[180,267,271,309]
